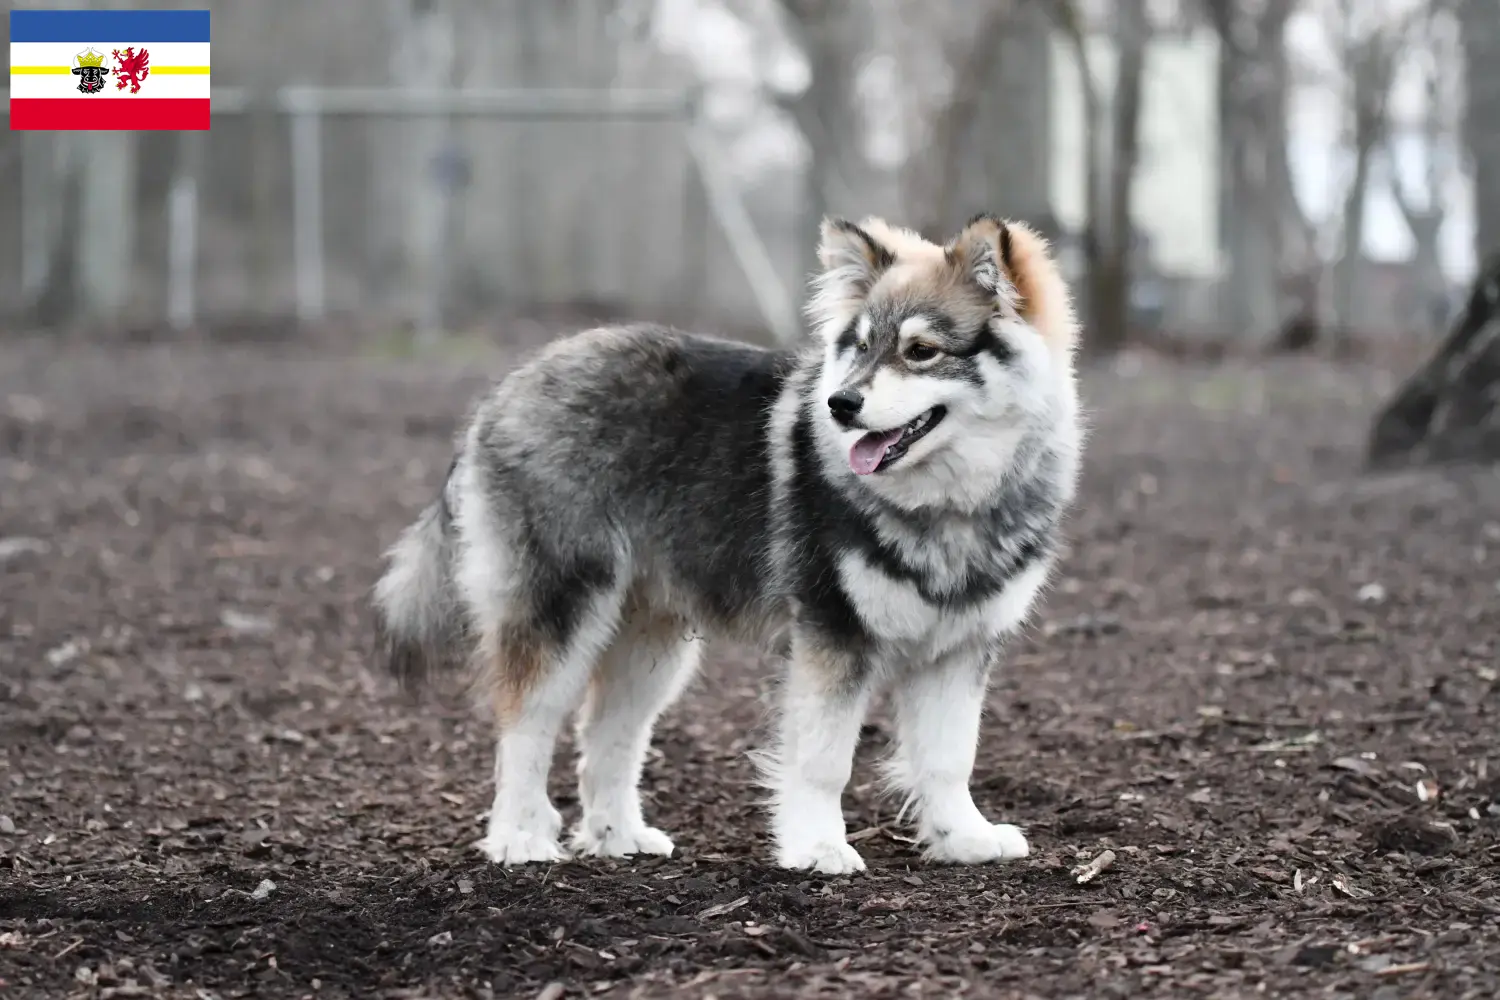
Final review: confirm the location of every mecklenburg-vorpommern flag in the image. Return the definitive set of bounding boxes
[10,9,210,130]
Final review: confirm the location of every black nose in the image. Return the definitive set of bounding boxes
[827,388,864,423]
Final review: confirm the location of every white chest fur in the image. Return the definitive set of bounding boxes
[836,551,1052,659]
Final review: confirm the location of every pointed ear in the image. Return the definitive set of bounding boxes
[946,213,1020,312]
[805,217,895,334]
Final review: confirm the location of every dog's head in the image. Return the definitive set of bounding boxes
[805,214,1081,509]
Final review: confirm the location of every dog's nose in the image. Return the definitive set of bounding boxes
[827,388,864,423]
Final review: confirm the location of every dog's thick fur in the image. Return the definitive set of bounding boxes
[374,214,1083,874]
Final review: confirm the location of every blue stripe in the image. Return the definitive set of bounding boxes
[10,9,210,44]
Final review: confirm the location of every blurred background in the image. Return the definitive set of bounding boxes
[3,0,1494,353]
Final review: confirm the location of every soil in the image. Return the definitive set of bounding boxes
[2,333,1498,1000]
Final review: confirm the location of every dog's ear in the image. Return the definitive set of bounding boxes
[951,216,1080,356]
[946,214,1020,313]
[817,217,895,283]
[805,217,895,336]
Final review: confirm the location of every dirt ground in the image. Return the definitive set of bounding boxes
[2,330,1498,1000]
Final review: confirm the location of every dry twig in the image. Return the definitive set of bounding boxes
[1072,850,1116,884]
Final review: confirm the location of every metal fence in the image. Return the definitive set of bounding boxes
[1,86,804,345]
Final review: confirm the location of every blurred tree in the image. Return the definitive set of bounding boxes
[1460,0,1500,258]
[892,0,1054,242]
[766,0,878,293]
[1199,0,1305,343]
[1046,0,1149,353]
[896,0,1016,237]
[1326,0,1431,333]
[1388,1,1462,335]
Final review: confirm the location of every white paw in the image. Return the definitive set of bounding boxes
[478,826,569,866]
[777,839,867,875]
[925,822,1030,864]
[570,822,676,859]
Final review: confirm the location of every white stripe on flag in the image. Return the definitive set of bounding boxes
[9,73,210,100]
[9,40,210,70]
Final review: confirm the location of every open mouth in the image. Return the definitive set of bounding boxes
[848,406,947,475]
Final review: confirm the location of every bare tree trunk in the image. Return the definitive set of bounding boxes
[1046,0,1108,345]
[77,132,138,323]
[1393,16,1457,337]
[1334,18,1406,332]
[20,133,80,327]
[1205,0,1298,342]
[1334,136,1376,328]
[899,2,1014,237]
[1090,0,1147,353]
[776,0,874,297]
[1461,0,1500,257]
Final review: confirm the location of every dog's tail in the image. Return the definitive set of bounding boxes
[373,458,463,689]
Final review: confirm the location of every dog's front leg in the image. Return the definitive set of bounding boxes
[886,644,1029,864]
[765,633,871,875]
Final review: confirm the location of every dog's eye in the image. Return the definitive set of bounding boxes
[904,343,940,363]
[856,341,870,353]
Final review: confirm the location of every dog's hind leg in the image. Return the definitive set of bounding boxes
[471,582,626,866]
[569,608,702,858]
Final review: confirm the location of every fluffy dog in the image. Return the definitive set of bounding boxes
[374,214,1082,874]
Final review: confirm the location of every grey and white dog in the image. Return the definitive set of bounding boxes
[374,214,1083,874]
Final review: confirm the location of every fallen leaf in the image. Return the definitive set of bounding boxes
[697,895,750,919]
[1332,756,1380,778]
[1087,911,1121,929]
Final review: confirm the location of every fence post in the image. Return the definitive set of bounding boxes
[167,130,204,332]
[290,102,326,325]
[677,87,709,329]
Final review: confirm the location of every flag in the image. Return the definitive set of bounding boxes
[9,9,210,131]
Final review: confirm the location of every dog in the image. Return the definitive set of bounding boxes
[373,213,1083,874]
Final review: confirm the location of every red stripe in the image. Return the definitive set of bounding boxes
[10,98,211,131]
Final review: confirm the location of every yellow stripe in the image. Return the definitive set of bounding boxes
[9,65,209,75]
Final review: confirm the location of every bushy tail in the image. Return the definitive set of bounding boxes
[373,470,463,689]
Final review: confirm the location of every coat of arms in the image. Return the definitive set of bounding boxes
[112,46,150,94]
[70,48,110,94]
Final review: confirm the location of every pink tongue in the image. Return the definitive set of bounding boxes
[849,429,904,475]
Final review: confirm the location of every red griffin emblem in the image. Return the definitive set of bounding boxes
[111,46,150,94]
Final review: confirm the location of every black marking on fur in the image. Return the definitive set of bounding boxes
[786,412,876,647]
[659,336,789,625]
[522,529,616,647]
[835,318,860,354]
[910,310,956,339]
[828,218,896,272]
[952,323,1016,367]
[998,220,1014,272]
[437,454,459,524]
